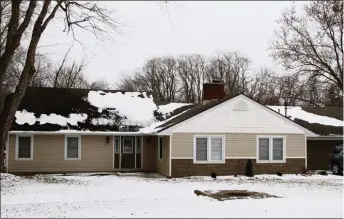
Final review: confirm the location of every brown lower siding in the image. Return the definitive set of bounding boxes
[171,159,305,177]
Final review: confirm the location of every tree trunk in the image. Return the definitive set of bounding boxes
[0,61,36,170]
[0,29,41,170]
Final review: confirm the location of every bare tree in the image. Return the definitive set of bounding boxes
[2,46,52,93]
[89,80,111,90]
[51,60,89,89]
[129,57,179,102]
[206,52,251,97]
[270,1,343,91]
[248,67,279,105]
[116,74,137,92]
[0,0,120,170]
[177,54,206,103]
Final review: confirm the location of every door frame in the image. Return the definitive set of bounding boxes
[113,135,143,170]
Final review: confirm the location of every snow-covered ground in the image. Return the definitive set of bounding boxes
[1,173,342,218]
[267,106,343,127]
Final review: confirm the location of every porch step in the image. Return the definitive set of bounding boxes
[115,172,166,178]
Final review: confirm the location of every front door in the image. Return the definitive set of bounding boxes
[121,136,135,169]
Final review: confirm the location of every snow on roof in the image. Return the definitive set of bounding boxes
[15,110,36,125]
[156,103,192,119]
[13,88,192,131]
[15,110,88,127]
[87,91,157,127]
[267,106,343,127]
[139,110,190,133]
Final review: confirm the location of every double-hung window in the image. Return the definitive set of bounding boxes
[16,135,33,160]
[65,136,81,160]
[194,136,225,163]
[257,136,285,163]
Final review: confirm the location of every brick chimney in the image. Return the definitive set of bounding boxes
[202,79,225,104]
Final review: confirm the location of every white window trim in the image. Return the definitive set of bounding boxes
[193,135,225,164]
[256,135,286,164]
[122,137,134,154]
[15,134,34,161]
[135,136,142,154]
[64,135,81,160]
[158,136,163,161]
[114,136,120,153]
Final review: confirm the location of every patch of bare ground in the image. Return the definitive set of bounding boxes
[194,189,281,201]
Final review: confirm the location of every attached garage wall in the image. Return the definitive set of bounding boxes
[307,139,343,170]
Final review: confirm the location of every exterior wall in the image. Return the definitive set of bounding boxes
[170,133,306,177]
[142,136,157,171]
[156,136,170,177]
[171,133,306,158]
[307,139,343,170]
[171,158,305,177]
[160,95,312,135]
[7,134,113,173]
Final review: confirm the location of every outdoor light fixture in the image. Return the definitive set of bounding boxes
[105,136,110,144]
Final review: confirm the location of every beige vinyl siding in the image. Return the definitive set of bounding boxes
[171,133,305,158]
[8,134,113,172]
[156,136,170,176]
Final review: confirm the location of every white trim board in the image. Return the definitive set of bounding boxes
[256,135,286,164]
[15,134,34,161]
[193,135,226,164]
[64,135,82,160]
[169,135,172,177]
[9,131,160,136]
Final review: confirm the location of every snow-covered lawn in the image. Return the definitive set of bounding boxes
[1,173,343,218]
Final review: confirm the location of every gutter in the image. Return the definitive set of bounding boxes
[8,130,171,136]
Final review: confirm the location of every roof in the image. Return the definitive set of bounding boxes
[156,94,341,136]
[267,106,343,136]
[11,87,194,132]
[308,136,343,141]
[10,87,342,136]
[155,96,233,132]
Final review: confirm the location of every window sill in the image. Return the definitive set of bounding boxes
[256,160,286,164]
[15,158,33,161]
[193,160,225,164]
[65,158,81,161]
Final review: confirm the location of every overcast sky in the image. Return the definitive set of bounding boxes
[38,1,306,85]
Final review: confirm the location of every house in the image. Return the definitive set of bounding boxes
[6,82,318,177]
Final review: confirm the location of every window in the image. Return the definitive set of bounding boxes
[16,135,33,160]
[257,136,285,163]
[136,137,142,154]
[123,137,133,154]
[194,136,225,163]
[114,136,120,153]
[158,136,163,160]
[65,136,81,160]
